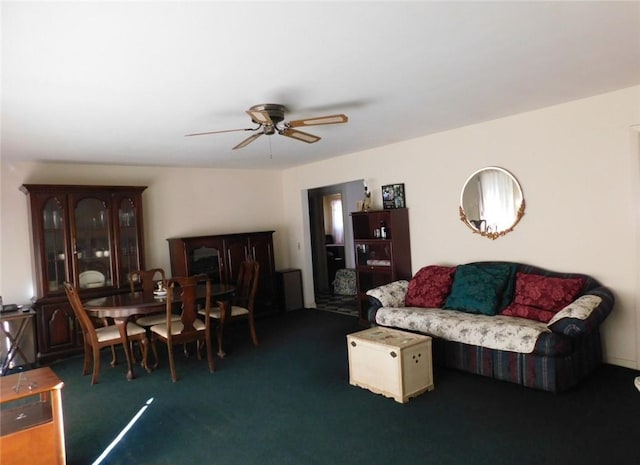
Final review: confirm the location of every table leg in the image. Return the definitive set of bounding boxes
[0,319,30,375]
[115,318,135,380]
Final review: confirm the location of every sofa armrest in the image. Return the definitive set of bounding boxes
[547,286,614,337]
[365,280,409,308]
[365,280,409,324]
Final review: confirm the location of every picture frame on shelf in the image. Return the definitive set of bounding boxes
[382,183,406,209]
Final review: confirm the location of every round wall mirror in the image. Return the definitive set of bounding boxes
[459,167,525,240]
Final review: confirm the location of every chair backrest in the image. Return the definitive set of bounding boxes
[129,268,166,294]
[234,261,260,309]
[63,281,99,346]
[166,274,210,334]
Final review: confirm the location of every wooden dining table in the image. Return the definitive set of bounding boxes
[83,283,235,380]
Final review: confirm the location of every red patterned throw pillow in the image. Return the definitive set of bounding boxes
[501,272,584,322]
[405,265,457,308]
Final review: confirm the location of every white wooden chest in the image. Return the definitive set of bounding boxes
[347,326,434,403]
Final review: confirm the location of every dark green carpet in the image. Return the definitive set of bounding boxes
[45,309,639,465]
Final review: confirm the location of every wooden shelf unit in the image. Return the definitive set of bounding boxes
[350,208,412,324]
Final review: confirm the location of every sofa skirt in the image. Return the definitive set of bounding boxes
[432,330,602,393]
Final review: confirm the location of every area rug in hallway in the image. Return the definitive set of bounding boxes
[314,291,358,317]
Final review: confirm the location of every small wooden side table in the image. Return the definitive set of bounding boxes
[0,309,36,375]
[347,326,434,403]
[0,367,66,465]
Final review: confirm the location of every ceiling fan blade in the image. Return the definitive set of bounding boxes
[246,109,273,126]
[287,114,348,128]
[281,128,321,144]
[233,132,263,150]
[185,128,255,137]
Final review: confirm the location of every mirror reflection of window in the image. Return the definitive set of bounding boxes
[477,169,519,232]
[460,167,524,239]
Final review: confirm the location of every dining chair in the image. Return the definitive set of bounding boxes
[129,268,166,294]
[63,282,149,385]
[150,275,214,382]
[128,268,180,366]
[201,260,260,357]
[131,268,181,329]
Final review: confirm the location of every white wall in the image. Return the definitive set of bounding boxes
[0,162,285,303]
[1,86,638,369]
[282,86,640,369]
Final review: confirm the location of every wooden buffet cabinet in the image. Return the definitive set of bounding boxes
[351,208,412,324]
[21,184,147,363]
[168,231,277,315]
[0,367,66,465]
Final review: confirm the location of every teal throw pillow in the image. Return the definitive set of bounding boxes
[444,263,514,315]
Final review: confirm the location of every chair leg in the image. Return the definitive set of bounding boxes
[205,335,215,373]
[150,337,160,369]
[195,341,203,361]
[110,345,118,367]
[216,323,225,358]
[82,342,92,376]
[248,316,259,346]
[167,343,177,382]
[91,346,101,385]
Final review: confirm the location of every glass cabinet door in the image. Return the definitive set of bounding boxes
[117,197,141,285]
[42,198,68,293]
[355,242,393,268]
[188,245,223,283]
[74,197,112,289]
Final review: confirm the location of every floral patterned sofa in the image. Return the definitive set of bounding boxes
[365,261,614,393]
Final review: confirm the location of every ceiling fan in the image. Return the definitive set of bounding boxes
[185,103,348,150]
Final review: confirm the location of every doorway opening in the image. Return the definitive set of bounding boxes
[307,180,363,315]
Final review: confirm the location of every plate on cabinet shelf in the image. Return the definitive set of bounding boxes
[79,270,106,288]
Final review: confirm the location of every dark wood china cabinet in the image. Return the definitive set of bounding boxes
[21,184,147,363]
[167,231,277,316]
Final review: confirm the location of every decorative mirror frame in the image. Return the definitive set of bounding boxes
[459,167,525,240]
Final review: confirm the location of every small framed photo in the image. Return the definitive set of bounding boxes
[382,183,406,209]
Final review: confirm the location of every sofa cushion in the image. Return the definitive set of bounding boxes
[375,306,550,354]
[501,272,584,323]
[405,265,456,308]
[443,263,514,316]
[500,304,556,323]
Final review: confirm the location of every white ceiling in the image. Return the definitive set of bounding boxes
[2,1,639,170]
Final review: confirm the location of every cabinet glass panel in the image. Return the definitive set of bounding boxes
[42,198,67,293]
[189,246,222,283]
[75,198,112,288]
[355,242,393,268]
[352,212,392,240]
[117,198,140,284]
